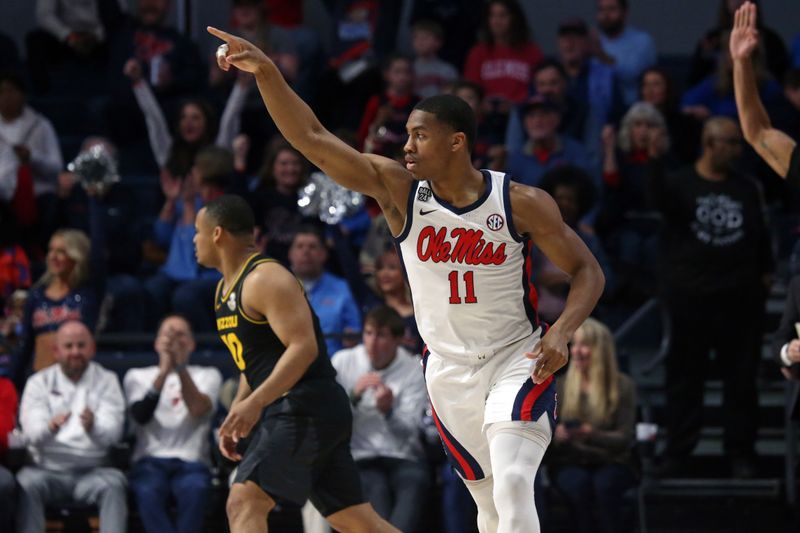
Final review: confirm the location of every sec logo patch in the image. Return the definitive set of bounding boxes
[487,213,504,231]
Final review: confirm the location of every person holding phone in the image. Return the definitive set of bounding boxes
[548,318,637,533]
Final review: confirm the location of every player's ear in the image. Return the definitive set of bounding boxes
[451,132,467,152]
[212,226,223,243]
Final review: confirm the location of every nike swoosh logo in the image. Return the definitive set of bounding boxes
[419,209,437,216]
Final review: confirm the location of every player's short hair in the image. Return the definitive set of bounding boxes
[413,94,476,152]
[364,306,406,338]
[204,194,255,237]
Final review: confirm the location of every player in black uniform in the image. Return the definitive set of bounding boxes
[731,1,800,184]
[194,194,399,533]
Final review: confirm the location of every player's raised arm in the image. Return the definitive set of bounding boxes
[731,2,796,177]
[511,184,605,382]
[207,26,409,206]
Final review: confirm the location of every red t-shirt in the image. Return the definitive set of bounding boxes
[0,378,18,453]
[464,42,543,104]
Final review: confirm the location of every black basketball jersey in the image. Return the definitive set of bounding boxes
[214,253,335,391]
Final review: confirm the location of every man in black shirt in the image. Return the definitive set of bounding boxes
[731,1,800,184]
[650,117,774,478]
[193,194,398,533]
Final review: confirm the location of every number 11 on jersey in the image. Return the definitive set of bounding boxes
[448,270,477,304]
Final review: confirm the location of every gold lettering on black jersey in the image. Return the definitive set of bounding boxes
[217,316,238,330]
[220,332,246,370]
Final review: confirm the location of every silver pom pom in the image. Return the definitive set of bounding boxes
[298,172,364,225]
[67,144,120,195]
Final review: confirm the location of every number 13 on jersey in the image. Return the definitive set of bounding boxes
[221,332,246,370]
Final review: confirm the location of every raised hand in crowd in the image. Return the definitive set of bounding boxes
[123,58,143,83]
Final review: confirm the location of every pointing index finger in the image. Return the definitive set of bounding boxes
[207,26,233,42]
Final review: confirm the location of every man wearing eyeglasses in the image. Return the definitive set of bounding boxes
[648,115,774,479]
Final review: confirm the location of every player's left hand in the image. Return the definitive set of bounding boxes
[526,331,569,384]
[219,398,261,442]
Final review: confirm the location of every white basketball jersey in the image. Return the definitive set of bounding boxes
[396,170,541,363]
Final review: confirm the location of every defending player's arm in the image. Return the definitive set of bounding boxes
[731,1,796,177]
[511,184,605,383]
[218,263,320,441]
[207,27,411,215]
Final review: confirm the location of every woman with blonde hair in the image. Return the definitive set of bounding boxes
[14,200,106,385]
[549,317,637,533]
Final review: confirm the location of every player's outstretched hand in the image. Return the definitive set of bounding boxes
[219,433,242,462]
[208,26,270,74]
[730,1,759,61]
[219,397,261,443]
[526,332,569,384]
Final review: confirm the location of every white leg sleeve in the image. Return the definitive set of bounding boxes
[487,418,551,533]
[462,476,499,533]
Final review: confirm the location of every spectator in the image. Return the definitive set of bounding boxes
[314,0,384,131]
[26,0,108,93]
[54,136,146,333]
[17,321,126,533]
[369,247,421,354]
[411,19,459,99]
[537,167,614,323]
[358,54,419,156]
[690,0,788,86]
[331,306,429,532]
[596,0,657,105]
[639,67,701,164]
[0,203,31,303]
[549,317,637,533]
[0,375,18,532]
[463,0,543,106]
[409,0,483,69]
[682,30,782,121]
[650,117,773,479]
[289,226,361,356]
[251,137,317,265]
[214,0,301,93]
[598,102,673,301]
[505,59,589,159]
[123,57,246,178]
[15,192,106,385]
[0,71,62,239]
[142,146,230,332]
[556,17,626,167]
[506,96,595,190]
[452,80,507,171]
[108,0,205,99]
[124,314,222,533]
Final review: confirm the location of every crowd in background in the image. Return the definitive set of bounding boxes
[1,0,800,531]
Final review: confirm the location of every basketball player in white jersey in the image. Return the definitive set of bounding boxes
[209,26,604,533]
